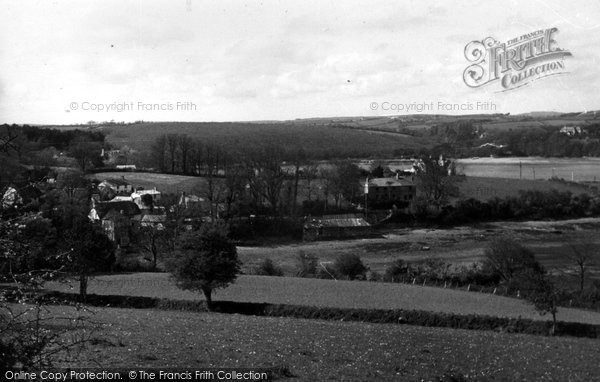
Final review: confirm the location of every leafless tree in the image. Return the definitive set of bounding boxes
[564,240,597,292]
[242,145,286,215]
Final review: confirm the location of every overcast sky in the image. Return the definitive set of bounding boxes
[1,0,599,124]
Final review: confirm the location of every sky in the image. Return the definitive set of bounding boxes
[1,0,599,124]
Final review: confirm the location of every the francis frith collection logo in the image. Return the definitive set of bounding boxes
[463,27,572,91]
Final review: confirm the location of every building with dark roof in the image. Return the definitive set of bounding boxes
[365,176,416,207]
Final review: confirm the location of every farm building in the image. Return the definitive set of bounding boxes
[559,126,586,136]
[303,214,372,241]
[131,188,161,209]
[365,176,416,207]
[98,178,133,195]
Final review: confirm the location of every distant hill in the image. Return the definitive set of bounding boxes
[99,121,431,159]
[36,110,600,159]
[516,111,563,118]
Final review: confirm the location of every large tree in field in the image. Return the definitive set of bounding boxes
[64,219,114,300]
[167,223,240,310]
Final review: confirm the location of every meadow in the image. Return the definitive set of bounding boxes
[101,121,429,158]
[44,273,600,325]
[37,304,600,381]
[455,176,594,201]
[90,171,204,194]
[457,157,600,182]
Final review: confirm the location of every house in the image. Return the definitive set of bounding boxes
[115,164,137,170]
[303,214,372,241]
[365,176,416,208]
[131,188,161,209]
[1,184,44,211]
[560,126,586,136]
[98,178,133,195]
[178,192,206,209]
[90,200,141,247]
[1,186,23,210]
[136,213,167,229]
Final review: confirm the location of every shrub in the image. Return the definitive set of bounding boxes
[333,254,367,280]
[366,270,382,282]
[254,258,284,276]
[384,259,412,282]
[482,237,544,283]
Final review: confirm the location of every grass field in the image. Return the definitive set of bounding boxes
[101,122,429,158]
[457,157,600,182]
[90,172,205,194]
[32,304,600,380]
[456,176,595,201]
[44,273,600,325]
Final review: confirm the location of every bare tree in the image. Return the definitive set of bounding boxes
[177,134,193,174]
[414,155,461,211]
[290,148,306,217]
[165,134,179,173]
[564,240,596,292]
[151,135,168,172]
[303,162,319,202]
[243,145,286,215]
[200,143,226,219]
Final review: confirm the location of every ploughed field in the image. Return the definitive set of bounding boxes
[44,273,600,325]
[34,304,600,381]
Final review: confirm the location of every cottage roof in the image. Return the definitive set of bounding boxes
[305,215,370,228]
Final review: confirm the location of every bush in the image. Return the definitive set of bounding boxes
[384,259,412,282]
[254,258,284,276]
[295,251,318,278]
[482,237,544,283]
[333,254,367,280]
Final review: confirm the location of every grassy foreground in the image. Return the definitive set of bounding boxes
[41,304,600,381]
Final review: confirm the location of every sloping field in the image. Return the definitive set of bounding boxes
[457,157,600,182]
[45,273,600,325]
[40,305,600,381]
[457,176,594,201]
[101,122,426,158]
[90,172,205,194]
